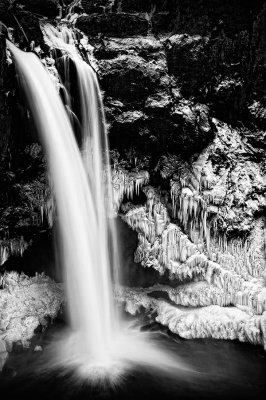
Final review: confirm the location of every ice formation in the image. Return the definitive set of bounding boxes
[169,121,266,248]
[112,167,149,211]
[170,151,211,247]
[122,185,266,326]
[209,220,266,280]
[0,272,63,370]
[117,287,266,349]
[0,238,30,266]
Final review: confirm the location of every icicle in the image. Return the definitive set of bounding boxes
[171,180,210,248]
[112,168,149,211]
[0,246,8,266]
[0,238,30,266]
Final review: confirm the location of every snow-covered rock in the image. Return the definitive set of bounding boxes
[0,271,63,371]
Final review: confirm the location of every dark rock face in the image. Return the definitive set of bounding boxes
[78,0,266,149]
[162,3,266,126]
[77,0,266,127]
[119,0,176,13]
[13,11,43,45]
[76,13,149,37]
[99,55,161,102]
[77,0,266,235]
[18,0,60,18]
[119,0,152,12]
[81,0,114,14]
[166,34,210,97]
[0,2,50,252]
[93,35,215,160]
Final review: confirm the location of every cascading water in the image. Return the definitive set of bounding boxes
[6,38,117,365]
[6,27,181,383]
[41,22,122,305]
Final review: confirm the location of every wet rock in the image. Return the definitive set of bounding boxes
[81,0,114,14]
[94,36,163,60]
[145,90,172,113]
[109,112,147,154]
[248,101,266,130]
[0,0,11,24]
[18,0,60,18]
[170,0,265,37]
[12,11,43,46]
[109,101,214,161]
[93,34,214,158]
[152,12,176,34]
[166,34,210,97]
[119,0,176,13]
[76,13,149,37]
[0,7,43,46]
[212,79,246,123]
[115,110,146,124]
[99,55,162,102]
[243,130,266,151]
[171,101,214,156]
[119,0,152,12]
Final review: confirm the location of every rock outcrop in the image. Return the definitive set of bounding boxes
[0,271,63,371]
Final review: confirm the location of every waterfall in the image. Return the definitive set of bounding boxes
[41,24,122,285]
[7,37,117,364]
[7,30,180,382]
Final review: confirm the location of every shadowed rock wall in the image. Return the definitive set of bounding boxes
[75,0,266,236]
